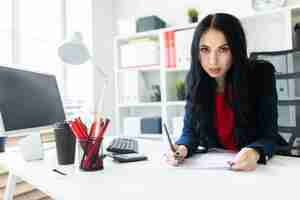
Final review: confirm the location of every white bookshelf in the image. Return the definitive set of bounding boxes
[117,102,162,108]
[114,6,300,138]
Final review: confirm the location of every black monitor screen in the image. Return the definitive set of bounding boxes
[0,66,65,132]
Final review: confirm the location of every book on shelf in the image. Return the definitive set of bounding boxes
[164,31,176,68]
[175,29,194,69]
[164,31,170,68]
[119,71,150,104]
[164,29,194,69]
[119,71,139,104]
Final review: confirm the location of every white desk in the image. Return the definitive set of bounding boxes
[2,139,300,200]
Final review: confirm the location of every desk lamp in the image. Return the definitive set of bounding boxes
[58,32,108,118]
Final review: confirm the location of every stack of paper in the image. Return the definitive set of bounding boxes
[0,163,8,175]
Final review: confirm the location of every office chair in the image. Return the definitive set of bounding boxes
[250,49,300,157]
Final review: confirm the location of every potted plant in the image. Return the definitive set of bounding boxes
[175,80,186,101]
[187,8,199,23]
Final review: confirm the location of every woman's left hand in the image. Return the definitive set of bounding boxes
[229,148,260,171]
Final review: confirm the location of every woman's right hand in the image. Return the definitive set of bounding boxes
[165,145,188,166]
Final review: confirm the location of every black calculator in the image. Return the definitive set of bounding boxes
[112,153,148,163]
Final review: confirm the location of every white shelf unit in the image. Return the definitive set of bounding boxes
[114,6,300,138]
[114,26,191,138]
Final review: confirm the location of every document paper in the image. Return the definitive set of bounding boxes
[163,149,237,170]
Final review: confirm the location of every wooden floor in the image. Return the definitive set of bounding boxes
[0,174,53,200]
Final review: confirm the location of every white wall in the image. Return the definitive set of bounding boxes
[93,0,300,135]
[113,0,300,32]
[92,0,116,135]
[114,0,252,29]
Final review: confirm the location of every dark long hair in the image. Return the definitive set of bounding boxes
[186,13,253,146]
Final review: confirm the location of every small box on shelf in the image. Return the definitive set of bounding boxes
[136,16,166,32]
[175,28,194,69]
[119,37,160,68]
[141,117,162,134]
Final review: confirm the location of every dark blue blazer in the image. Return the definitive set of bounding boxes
[176,60,288,164]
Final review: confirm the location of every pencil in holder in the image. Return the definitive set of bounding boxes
[79,138,104,171]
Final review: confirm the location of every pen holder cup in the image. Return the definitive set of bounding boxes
[54,123,76,165]
[79,138,104,171]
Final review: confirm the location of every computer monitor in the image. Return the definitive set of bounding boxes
[0,65,66,137]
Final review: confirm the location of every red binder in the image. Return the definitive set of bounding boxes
[168,31,176,68]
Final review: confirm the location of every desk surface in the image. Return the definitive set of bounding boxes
[3,138,300,200]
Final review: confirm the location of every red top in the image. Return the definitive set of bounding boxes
[214,93,237,151]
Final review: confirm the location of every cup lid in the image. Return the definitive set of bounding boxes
[54,121,69,129]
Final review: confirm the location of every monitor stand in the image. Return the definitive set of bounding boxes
[18,133,44,161]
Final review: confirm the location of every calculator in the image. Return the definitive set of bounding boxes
[112,153,148,163]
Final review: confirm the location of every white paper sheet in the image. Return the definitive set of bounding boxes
[162,149,237,170]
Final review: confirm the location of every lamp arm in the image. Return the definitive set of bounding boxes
[94,64,108,80]
[95,74,108,118]
[91,60,109,119]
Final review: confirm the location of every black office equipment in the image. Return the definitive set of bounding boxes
[141,117,162,134]
[251,49,300,157]
[106,138,138,154]
[0,65,65,136]
[112,153,147,163]
[136,16,166,32]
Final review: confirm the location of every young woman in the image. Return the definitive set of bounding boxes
[166,13,288,171]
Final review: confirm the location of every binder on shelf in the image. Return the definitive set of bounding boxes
[276,79,289,99]
[168,31,176,68]
[164,31,176,68]
[119,71,150,104]
[164,32,170,68]
[278,106,296,127]
[175,29,194,69]
[119,71,139,104]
